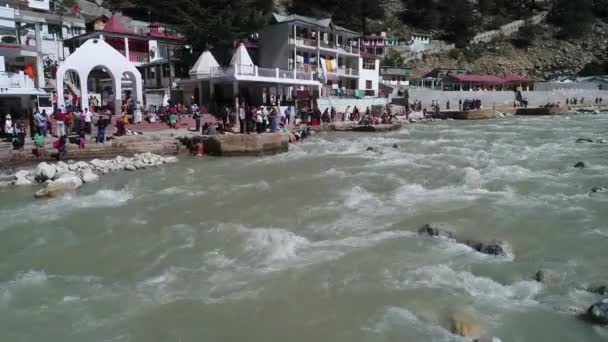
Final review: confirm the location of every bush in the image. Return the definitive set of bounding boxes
[448,49,462,60]
[511,22,539,48]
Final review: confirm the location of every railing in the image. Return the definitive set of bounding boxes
[337,67,359,76]
[296,65,317,73]
[338,45,360,54]
[0,71,36,89]
[257,67,276,78]
[319,41,336,49]
[129,51,150,64]
[364,89,376,97]
[290,38,317,48]
[193,65,316,82]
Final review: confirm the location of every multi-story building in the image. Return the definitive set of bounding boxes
[380,66,412,86]
[257,13,380,97]
[362,32,407,58]
[0,0,85,115]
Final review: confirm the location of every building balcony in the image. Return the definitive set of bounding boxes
[192,65,317,83]
[0,71,36,90]
[337,67,359,77]
[129,51,150,64]
[289,37,318,49]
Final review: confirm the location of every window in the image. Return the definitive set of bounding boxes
[366,80,372,89]
[362,58,375,70]
[147,67,155,79]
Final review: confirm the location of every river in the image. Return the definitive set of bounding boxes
[1,114,607,341]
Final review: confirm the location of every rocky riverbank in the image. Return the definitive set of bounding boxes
[1,152,177,198]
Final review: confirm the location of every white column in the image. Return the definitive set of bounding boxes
[233,80,240,131]
[124,37,130,59]
[35,23,44,88]
[293,24,297,72]
[114,74,122,115]
[79,70,89,112]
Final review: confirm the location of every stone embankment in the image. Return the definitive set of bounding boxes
[1,134,181,169]
[2,152,177,198]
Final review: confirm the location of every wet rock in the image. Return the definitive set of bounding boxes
[80,170,99,184]
[473,337,502,342]
[124,164,137,171]
[392,144,399,149]
[586,300,608,325]
[366,147,374,151]
[576,138,594,143]
[591,187,607,193]
[599,139,607,144]
[35,181,67,199]
[587,285,608,295]
[34,162,56,182]
[52,174,83,190]
[451,316,482,337]
[574,162,586,168]
[13,178,34,186]
[14,170,30,180]
[418,224,454,239]
[534,269,561,284]
[465,240,506,256]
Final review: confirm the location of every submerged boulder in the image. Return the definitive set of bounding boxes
[586,300,608,325]
[465,240,506,256]
[451,316,482,337]
[418,224,454,239]
[80,170,99,183]
[591,187,607,193]
[576,138,594,143]
[587,285,608,296]
[574,162,586,168]
[534,269,561,285]
[392,144,399,149]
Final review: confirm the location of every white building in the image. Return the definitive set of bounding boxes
[255,13,380,98]
[182,44,320,113]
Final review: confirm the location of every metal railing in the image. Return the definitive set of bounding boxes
[337,67,359,76]
[129,51,150,64]
[257,67,276,78]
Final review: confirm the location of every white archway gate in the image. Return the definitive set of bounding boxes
[56,38,143,114]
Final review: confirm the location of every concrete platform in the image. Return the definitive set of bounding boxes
[200,134,289,157]
[515,107,568,116]
[443,109,496,120]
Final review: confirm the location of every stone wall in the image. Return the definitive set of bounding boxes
[201,134,289,157]
[317,97,389,113]
[1,135,181,169]
[408,88,608,108]
[470,12,547,44]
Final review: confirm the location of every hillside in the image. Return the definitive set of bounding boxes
[411,21,608,78]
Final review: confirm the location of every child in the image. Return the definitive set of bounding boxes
[78,133,86,150]
[169,112,177,129]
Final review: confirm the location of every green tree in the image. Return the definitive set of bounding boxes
[381,49,406,66]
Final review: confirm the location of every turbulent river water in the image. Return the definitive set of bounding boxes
[1,114,608,342]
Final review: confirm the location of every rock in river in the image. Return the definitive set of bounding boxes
[576,138,594,143]
[465,240,506,256]
[587,285,608,296]
[591,187,607,193]
[574,162,586,168]
[586,300,608,325]
[418,224,454,239]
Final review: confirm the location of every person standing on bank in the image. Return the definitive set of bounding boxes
[54,109,66,137]
[239,104,246,134]
[192,103,201,132]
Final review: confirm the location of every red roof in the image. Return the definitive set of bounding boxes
[502,74,529,83]
[447,74,505,84]
[103,15,131,34]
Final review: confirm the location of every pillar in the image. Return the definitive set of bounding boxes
[233,80,239,131]
[35,23,44,88]
[124,37,130,60]
[293,24,297,72]
[114,74,122,115]
[79,70,89,112]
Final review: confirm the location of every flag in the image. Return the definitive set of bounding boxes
[71,5,80,14]
[24,64,35,80]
